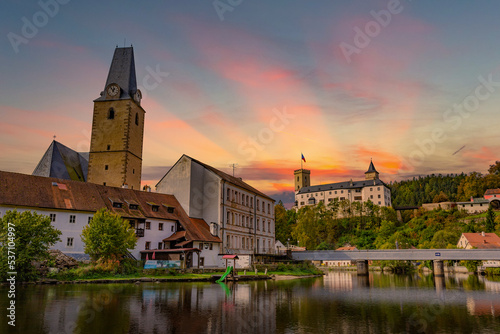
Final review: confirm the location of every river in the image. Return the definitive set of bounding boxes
[1,272,500,333]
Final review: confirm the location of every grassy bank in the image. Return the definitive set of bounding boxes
[46,261,322,282]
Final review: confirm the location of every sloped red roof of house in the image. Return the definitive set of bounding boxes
[336,246,358,251]
[461,233,500,249]
[485,189,500,195]
[0,171,222,244]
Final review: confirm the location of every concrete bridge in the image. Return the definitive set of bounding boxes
[291,249,500,276]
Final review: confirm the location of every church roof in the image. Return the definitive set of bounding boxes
[365,160,378,174]
[297,178,386,194]
[94,47,137,101]
[32,140,88,182]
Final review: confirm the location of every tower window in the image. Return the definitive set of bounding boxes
[108,108,115,119]
[135,113,139,125]
[133,169,135,174]
[107,145,110,150]
[105,165,109,170]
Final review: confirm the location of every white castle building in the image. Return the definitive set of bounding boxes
[294,161,392,209]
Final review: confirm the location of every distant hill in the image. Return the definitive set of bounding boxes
[270,191,295,209]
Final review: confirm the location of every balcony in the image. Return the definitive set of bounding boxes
[136,228,145,237]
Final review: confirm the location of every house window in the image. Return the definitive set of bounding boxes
[67,237,74,247]
[257,219,260,230]
[377,187,380,190]
[158,242,163,250]
[227,235,230,247]
[335,191,337,194]
[88,217,92,224]
[210,243,213,250]
[227,188,230,200]
[145,242,151,250]
[152,205,159,212]
[171,225,174,232]
[378,201,381,205]
[50,214,56,222]
[268,203,270,214]
[145,222,151,230]
[69,215,76,223]
[378,195,381,199]
[263,221,266,232]
[268,221,271,232]
[159,223,164,231]
[227,211,230,224]
[107,108,115,119]
[370,195,373,199]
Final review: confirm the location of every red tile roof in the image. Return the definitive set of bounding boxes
[0,171,222,243]
[336,246,358,251]
[485,189,500,195]
[461,233,500,249]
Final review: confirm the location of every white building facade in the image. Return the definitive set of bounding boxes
[0,171,221,265]
[156,155,276,264]
[294,161,392,209]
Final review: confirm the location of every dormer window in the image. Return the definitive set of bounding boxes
[125,200,140,210]
[152,205,159,212]
[162,204,175,213]
[109,198,123,208]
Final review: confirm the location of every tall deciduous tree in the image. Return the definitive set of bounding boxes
[485,205,496,233]
[0,210,62,281]
[81,208,137,261]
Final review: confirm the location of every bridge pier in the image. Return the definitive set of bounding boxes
[356,260,369,276]
[433,260,444,277]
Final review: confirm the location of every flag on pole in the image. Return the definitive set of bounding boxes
[301,153,306,162]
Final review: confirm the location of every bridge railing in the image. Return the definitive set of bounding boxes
[291,249,500,261]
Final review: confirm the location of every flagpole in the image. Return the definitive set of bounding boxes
[301,153,303,170]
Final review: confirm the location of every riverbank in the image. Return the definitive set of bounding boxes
[5,268,323,285]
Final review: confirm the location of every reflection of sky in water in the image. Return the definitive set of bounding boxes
[2,274,500,333]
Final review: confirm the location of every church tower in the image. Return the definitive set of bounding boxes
[87,47,145,190]
[365,160,379,180]
[294,169,310,192]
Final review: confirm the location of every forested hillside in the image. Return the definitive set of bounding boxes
[389,161,500,207]
[275,161,500,251]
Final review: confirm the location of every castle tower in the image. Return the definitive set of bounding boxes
[364,160,379,180]
[294,169,310,192]
[87,47,145,190]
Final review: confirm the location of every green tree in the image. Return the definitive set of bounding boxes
[488,161,500,175]
[81,208,137,261]
[0,210,62,281]
[432,191,449,203]
[485,205,496,233]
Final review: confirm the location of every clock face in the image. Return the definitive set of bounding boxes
[134,90,142,103]
[107,84,119,97]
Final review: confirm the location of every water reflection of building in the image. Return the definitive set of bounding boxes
[467,297,500,316]
[322,271,355,291]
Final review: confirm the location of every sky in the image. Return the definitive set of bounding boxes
[2,0,500,203]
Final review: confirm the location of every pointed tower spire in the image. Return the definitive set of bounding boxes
[95,47,138,101]
[365,159,379,180]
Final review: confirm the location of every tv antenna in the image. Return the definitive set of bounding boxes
[229,163,238,177]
